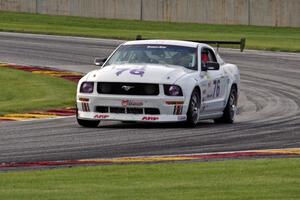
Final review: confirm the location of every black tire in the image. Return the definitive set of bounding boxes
[77,117,100,127]
[186,89,201,127]
[214,87,237,124]
[76,106,100,127]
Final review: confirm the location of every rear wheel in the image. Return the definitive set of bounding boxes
[186,89,200,127]
[214,87,237,124]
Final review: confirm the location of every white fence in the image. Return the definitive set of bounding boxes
[0,0,299,27]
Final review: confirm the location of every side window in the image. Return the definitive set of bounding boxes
[201,48,217,63]
[207,49,217,62]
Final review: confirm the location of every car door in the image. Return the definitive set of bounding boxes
[200,47,228,113]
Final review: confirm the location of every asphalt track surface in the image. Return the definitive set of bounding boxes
[0,32,299,163]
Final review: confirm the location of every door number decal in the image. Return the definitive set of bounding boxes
[213,79,221,98]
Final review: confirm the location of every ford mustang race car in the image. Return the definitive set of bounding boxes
[76,39,240,127]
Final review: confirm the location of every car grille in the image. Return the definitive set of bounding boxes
[95,106,160,115]
[97,82,159,96]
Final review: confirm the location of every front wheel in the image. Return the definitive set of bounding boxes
[77,117,100,128]
[214,87,237,124]
[186,89,200,127]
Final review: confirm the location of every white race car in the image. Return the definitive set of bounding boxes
[76,40,240,127]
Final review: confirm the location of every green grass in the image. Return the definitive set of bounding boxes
[0,158,299,200]
[0,67,76,115]
[0,11,300,52]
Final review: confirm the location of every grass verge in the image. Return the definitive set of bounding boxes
[0,158,299,200]
[0,11,300,52]
[0,67,76,115]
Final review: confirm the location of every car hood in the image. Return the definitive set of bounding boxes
[85,64,193,84]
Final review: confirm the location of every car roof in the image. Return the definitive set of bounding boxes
[123,40,205,48]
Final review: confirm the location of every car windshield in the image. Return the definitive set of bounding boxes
[105,44,198,70]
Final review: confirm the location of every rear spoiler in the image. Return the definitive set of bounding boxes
[136,35,246,52]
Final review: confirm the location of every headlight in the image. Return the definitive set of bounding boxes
[80,82,94,93]
[164,85,183,96]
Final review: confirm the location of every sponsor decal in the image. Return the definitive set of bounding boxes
[121,100,129,106]
[208,81,212,87]
[94,114,109,119]
[206,94,213,98]
[177,116,187,121]
[147,45,167,49]
[142,116,159,121]
[165,101,184,105]
[121,100,143,107]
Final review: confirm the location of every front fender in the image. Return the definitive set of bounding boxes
[174,73,200,113]
[223,64,240,106]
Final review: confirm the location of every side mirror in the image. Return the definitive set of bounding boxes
[94,57,107,66]
[201,61,220,71]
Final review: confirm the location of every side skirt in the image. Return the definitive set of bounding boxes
[198,111,223,121]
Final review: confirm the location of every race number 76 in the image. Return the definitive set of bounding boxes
[213,79,221,98]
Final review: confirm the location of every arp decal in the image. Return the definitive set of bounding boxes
[121,100,143,107]
[94,114,109,119]
[116,68,145,77]
[142,116,159,121]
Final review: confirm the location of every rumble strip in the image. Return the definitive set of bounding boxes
[1,148,300,170]
[0,63,81,121]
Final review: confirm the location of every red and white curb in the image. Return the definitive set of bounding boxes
[1,148,300,169]
[0,63,82,82]
[0,108,76,121]
[0,63,81,121]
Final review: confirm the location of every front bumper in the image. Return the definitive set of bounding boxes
[78,111,187,122]
[77,94,188,122]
